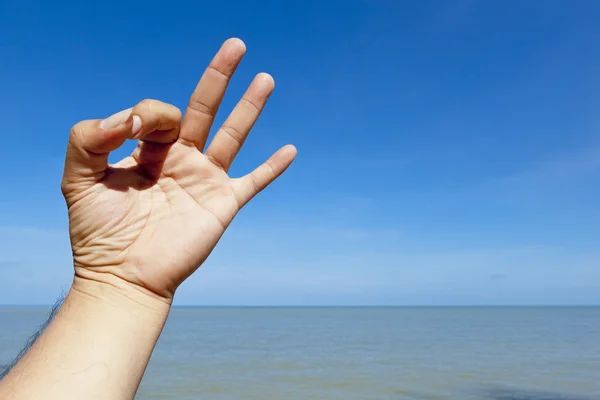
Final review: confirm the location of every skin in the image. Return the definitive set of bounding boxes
[0,38,296,400]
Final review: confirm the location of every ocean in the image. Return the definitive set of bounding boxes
[1,307,599,399]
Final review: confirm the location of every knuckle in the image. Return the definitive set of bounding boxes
[240,97,261,113]
[221,125,244,146]
[69,120,91,142]
[60,173,77,198]
[207,65,230,80]
[70,121,83,137]
[60,178,71,196]
[138,98,157,111]
[188,97,214,116]
[171,105,182,120]
[249,172,261,193]
[137,99,181,121]
[205,154,227,171]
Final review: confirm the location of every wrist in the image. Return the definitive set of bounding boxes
[71,272,172,322]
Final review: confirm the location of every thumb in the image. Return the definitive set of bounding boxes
[63,108,138,181]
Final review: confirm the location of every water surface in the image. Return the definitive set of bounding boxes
[1,307,599,399]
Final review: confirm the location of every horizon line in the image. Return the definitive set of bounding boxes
[1,304,600,308]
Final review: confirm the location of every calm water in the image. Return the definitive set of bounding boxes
[1,307,599,399]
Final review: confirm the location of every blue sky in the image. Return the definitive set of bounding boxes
[1,1,599,305]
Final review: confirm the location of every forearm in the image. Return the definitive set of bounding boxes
[0,297,63,380]
[0,275,171,400]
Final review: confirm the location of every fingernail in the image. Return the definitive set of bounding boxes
[100,108,133,130]
[131,115,142,137]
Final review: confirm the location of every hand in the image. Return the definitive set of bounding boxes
[61,38,297,302]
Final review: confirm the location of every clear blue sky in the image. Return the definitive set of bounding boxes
[1,1,599,305]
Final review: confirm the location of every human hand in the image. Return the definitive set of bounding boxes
[61,38,296,302]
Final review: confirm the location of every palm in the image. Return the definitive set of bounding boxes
[63,39,296,299]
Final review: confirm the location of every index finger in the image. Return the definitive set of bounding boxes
[62,101,181,182]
